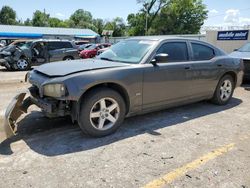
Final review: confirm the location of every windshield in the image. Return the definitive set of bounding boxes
[9,41,32,48]
[98,40,156,64]
[238,43,250,52]
[20,42,32,49]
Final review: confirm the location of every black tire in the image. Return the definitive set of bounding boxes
[211,74,235,105]
[63,56,74,61]
[78,88,126,137]
[14,57,31,71]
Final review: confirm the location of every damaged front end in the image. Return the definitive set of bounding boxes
[3,92,33,139]
[2,87,74,140]
[0,52,13,70]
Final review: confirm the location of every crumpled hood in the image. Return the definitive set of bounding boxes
[229,51,250,60]
[35,59,129,77]
[0,45,17,53]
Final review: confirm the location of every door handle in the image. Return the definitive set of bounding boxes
[217,64,222,67]
[184,66,191,70]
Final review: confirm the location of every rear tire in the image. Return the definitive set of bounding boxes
[63,56,74,61]
[78,88,126,137]
[211,75,235,105]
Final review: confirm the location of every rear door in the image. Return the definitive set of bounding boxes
[142,41,194,109]
[48,42,73,62]
[188,42,222,98]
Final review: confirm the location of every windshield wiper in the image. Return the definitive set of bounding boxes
[100,57,114,62]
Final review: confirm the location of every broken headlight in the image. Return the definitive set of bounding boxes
[43,84,67,98]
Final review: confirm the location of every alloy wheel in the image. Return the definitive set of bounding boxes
[16,59,28,70]
[89,97,120,131]
[220,79,232,101]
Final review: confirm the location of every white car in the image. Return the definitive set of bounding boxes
[230,42,250,80]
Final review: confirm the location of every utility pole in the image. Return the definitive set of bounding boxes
[43,8,48,26]
[145,3,149,36]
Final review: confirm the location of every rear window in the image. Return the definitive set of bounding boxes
[191,43,215,61]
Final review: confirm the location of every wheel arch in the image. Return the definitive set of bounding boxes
[63,55,74,60]
[221,71,237,86]
[78,82,130,115]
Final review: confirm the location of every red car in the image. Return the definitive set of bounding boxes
[79,43,111,59]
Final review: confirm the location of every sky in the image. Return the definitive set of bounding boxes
[1,0,250,27]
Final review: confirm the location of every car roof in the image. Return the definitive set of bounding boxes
[31,39,72,43]
[128,36,204,43]
[129,36,185,41]
[127,36,226,55]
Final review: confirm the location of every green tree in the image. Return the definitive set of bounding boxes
[127,0,169,36]
[0,6,17,25]
[128,0,207,35]
[92,18,104,35]
[32,10,50,27]
[152,0,208,34]
[69,9,93,28]
[104,17,126,37]
[24,18,32,26]
[127,13,146,36]
[49,17,68,28]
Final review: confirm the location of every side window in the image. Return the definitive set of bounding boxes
[156,42,188,62]
[48,42,72,50]
[48,42,60,50]
[191,43,215,61]
[61,42,73,48]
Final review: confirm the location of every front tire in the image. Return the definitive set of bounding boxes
[211,75,235,105]
[78,88,126,137]
[15,57,31,71]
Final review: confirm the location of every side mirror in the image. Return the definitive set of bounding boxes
[151,53,168,65]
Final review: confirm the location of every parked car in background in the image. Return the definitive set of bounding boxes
[97,46,111,56]
[4,37,244,139]
[230,42,250,81]
[74,40,89,47]
[77,43,93,53]
[79,43,111,59]
[0,40,79,71]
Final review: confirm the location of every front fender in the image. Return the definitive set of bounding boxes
[62,68,144,114]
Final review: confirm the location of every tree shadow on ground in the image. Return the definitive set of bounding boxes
[0,98,242,156]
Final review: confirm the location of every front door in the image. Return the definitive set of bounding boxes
[142,41,194,109]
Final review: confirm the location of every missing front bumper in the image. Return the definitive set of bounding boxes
[2,90,71,140]
[3,92,33,139]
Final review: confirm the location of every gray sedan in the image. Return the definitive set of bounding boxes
[3,37,244,138]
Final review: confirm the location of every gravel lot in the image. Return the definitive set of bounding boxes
[0,67,250,188]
